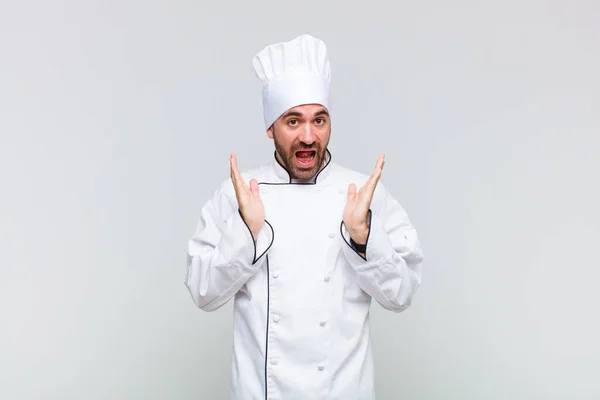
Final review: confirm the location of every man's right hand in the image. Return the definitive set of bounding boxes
[230,153,265,241]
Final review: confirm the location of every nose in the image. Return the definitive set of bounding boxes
[298,123,317,145]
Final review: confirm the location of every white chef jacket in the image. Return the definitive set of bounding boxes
[185,150,423,400]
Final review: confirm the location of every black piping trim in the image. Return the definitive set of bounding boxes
[264,255,270,400]
[251,148,331,398]
[350,238,367,253]
[237,209,275,265]
[258,148,333,186]
[339,209,373,261]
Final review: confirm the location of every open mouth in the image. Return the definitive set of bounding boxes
[295,150,316,166]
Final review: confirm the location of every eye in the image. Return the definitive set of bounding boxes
[288,119,298,126]
[315,117,326,125]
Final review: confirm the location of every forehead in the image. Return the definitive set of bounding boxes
[284,103,329,116]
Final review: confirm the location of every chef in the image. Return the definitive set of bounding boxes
[185,34,424,400]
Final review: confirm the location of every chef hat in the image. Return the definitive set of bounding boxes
[252,34,332,130]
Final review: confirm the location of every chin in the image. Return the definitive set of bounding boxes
[291,168,319,180]
[278,146,326,180]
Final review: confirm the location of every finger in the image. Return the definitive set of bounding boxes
[347,183,357,200]
[230,154,247,206]
[249,178,259,197]
[360,154,385,202]
[373,153,385,178]
[377,153,385,171]
[366,154,385,189]
[230,154,239,190]
[230,153,247,188]
[230,153,239,180]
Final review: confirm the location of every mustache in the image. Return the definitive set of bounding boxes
[293,142,321,151]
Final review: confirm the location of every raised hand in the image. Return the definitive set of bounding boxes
[230,153,265,241]
[343,154,385,244]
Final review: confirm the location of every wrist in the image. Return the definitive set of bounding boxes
[348,225,369,244]
[251,222,264,242]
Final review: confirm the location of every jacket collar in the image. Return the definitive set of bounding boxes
[267,148,332,184]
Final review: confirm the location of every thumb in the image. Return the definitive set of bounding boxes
[249,178,260,196]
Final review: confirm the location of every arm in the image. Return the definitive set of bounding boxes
[341,185,423,312]
[185,186,274,311]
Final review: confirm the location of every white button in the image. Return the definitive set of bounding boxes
[324,276,330,282]
[320,320,326,326]
[338,188,345,194]
[271,359,278,365]
[318,366,324,371]
[273,315,280,322]
[328,232,334,238]
[272,271,279,278]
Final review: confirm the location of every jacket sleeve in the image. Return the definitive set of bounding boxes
[340,184,423,312]
[185,184,274,311]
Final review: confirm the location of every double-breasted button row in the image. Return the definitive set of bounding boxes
[271,314,326,326]
[270,359,325,371]
[272,270,330,282]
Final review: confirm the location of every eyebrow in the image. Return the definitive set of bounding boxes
[282,108,329,119]
[282,111,303,118]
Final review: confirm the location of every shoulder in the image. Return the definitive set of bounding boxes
[329,162,370,183]
[329,161,391,203]
[212,162,270,203]
[328,161,413,223]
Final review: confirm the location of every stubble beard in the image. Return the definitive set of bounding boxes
[273,128,329,181]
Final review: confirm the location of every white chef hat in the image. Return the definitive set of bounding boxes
[252,34,332,130]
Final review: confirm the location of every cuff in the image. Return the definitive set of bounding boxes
[340,209,394,267]
[237,209,274,265]
[251,218,275,264]
[220,209,274,267]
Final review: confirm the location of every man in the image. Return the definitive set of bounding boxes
[185,34,424,400]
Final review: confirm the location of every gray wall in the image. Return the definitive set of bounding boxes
[1,1,599,399]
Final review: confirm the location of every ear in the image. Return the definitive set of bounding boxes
[266,125,274,139]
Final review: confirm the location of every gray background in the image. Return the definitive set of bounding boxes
[1,0,599,399]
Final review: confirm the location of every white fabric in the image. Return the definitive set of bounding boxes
[252,34,332,129]
[185,154,424,400]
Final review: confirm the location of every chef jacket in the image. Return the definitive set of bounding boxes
[185,150,424,400]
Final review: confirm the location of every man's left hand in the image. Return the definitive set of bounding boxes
[343,154,385,245]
